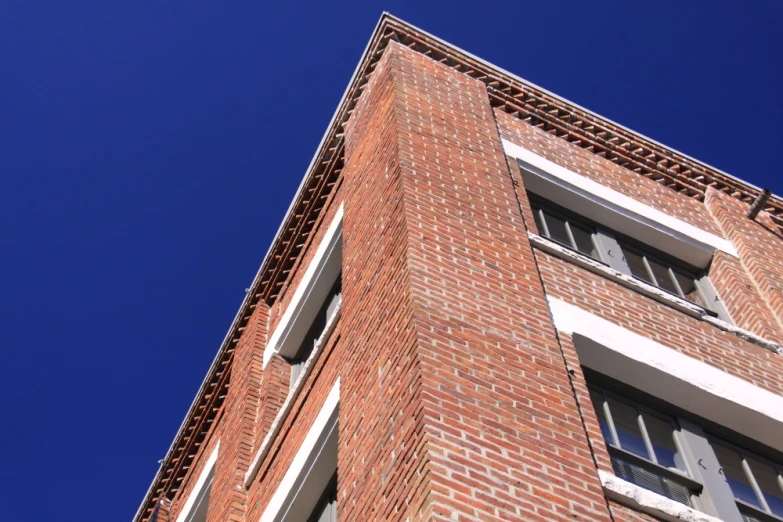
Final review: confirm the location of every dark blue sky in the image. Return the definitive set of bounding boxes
[1,2,780,520]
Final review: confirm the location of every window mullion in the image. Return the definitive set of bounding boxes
[641,256,658,288]
[564,221,579,251]
[677,418,745,521]
[602,391,621,448]
[694,276,733,323]
[596,231,629,274]
[742,454,772,513]
[669,267,686,298]
[538,209,551,238]
[637,407,658,465]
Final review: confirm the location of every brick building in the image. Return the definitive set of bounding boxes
[133,14,783,522]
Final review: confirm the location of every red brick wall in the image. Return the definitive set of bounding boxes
[338,42,431,521]
[207,301,267,522]
[706,187,783,338]
[386,43,611,521]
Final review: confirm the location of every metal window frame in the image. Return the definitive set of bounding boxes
[584,371,783,522]
[709,436,783,522]
[529,193,731,322]
[532,203,604,263]
[588,383,704,507]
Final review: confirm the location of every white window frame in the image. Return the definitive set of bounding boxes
[176,442,220,522]
[264,205,343,369]
[258,378,340,522]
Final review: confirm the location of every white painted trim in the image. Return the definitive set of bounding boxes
[502,139,739,263]
[245,300,342,486]
[599,470,721,522]
[547,298,783,452]
[263,205,344,369]
[175,441,220,522]
[258,378,340,522]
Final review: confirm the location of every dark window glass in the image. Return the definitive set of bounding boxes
[647,259,680,295]
[612,457,693,507]
[533,209,546,235]
[673,271,704,305]
[748,458,783,517]
[607,397,649,459]
[587,383,695,508]
[713,443,763,509]
[571,224,599,259]
[643,412,681,470]
[544,211,571,247]
[621,245,653,283]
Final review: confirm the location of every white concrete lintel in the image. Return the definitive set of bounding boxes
[175,441,219,522]
[548,298,783,452]
[257,378,340,522]
[263,204,343,369]
[502,139,739,263]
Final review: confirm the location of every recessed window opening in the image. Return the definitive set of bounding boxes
[530,195,731,322]
[588,383,700,508]
[711,439,783,522]
[586,373,783,522]
[287,274,342,390]
[532,203,600,260]
[306,473,337,522]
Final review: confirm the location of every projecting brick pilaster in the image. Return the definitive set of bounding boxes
[706,187,783,341]
[206,301,268,522]
[339,41,611,521]
[339,42,432,521]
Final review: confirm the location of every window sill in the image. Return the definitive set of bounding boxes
[529,233,782,355]
[599,470,721,522]
[244,298,342,487]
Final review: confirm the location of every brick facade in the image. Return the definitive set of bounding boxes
[134,15,783,522]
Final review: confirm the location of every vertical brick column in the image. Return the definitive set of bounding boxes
[339,44,433,521]
[207,301,268,522]
[339,41,612,521]
[385,43,611,522]
[706,187,783,341]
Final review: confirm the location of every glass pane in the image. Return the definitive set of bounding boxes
[589,389,614,445]
[621,245,653,283]
[543,212,572,247]
[748,458,783,516]
[533,209,546,236]
[647,259,680,295]
[570,224,599,259]
[673,271,708,307]
[713,442,763,508]
[642,412,683,472]
[607,397,649,459]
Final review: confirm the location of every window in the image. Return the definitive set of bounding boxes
[588,384,701,508]
[586,375,783,522]
[287,275,341,389]
[532,202,600,261]
[258,380,339,522]
[531,196,730,322]
[711,440,783,522]
[306,473,337,522]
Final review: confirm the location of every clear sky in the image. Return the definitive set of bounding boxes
[1,1,781,520]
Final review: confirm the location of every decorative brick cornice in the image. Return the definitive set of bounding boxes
[133,13,781,522]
